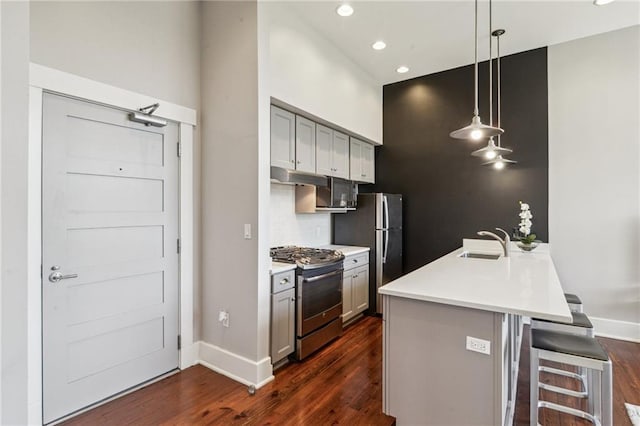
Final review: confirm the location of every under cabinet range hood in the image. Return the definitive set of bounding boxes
[270,166,357,213]
[270,166,328,187]
[296,177,357,213]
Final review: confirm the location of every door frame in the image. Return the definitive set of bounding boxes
[27,63,197,424]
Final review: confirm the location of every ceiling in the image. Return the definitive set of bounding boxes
[286,1,640,85]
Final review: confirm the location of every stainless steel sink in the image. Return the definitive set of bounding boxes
[458,251,501,260]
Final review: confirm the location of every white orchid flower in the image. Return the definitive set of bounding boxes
[520,203,530,211]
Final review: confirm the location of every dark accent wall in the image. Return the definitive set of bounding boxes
[372,47,548,273]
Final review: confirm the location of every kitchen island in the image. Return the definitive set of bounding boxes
[379,240,571,426]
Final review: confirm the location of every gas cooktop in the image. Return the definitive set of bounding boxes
[270,246,344,269]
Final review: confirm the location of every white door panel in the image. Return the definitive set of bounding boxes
[42,93,179,423]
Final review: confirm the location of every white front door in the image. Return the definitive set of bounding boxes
[41,93,179,423]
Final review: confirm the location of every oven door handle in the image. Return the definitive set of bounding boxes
[302,269,343,283]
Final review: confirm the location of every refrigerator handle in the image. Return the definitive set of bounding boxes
[382,229,388,264]
[383,195,389,231]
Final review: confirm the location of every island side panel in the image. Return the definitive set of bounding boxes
[383,294,503,425]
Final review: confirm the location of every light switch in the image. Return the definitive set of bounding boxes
[244,224,251,239]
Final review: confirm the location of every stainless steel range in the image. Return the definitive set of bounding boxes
[270,246,344,360]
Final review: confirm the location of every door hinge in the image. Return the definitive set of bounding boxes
[177,335,181,350]
[177,238,181,254]
[177,141,182,157]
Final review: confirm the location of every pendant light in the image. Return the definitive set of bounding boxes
[483,28,516,169]
[472,5,511,160]
[450,0,503,141]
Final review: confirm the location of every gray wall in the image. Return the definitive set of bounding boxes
[1,2,30,423]
[29,0,204,339]
[549,26,640,331]
[200,1,267,361]
[30,1,201,111]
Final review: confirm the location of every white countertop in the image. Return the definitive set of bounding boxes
[321,244,370,257]
[270,245,369,275]
[378,241,572,323]
[270,262,296,275]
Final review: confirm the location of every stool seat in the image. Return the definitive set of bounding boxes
[565,293,582,304]
[532,329,608,361]
[534,311,593,329]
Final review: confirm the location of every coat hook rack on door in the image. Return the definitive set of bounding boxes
[129,102,168,127]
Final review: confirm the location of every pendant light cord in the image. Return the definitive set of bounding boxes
[497,33,501,147]
[474,0,479,116]
[489,0,493,127]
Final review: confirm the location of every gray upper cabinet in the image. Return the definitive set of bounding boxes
[316,124,349,179]
[295,115,316,173]
[350,137,375,184]
[270,105,295,169]
[271,104,375,182]
[332,131,350,179]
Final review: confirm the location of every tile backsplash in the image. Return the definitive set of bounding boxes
[270,183,332,247]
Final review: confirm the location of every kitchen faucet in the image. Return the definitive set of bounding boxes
[477,228,510,257]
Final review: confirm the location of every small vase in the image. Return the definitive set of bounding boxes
[516,241,539,252]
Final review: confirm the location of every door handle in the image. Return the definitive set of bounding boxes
[48,270,78,283]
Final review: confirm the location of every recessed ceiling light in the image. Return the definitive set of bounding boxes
[372,41,386,50]
[336,4,354,17]
[396,66,409,74]
[593,0,615,5]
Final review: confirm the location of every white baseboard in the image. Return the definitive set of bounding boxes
[179,343,198,370]
[196,341,274,388]
[590,317,640,343]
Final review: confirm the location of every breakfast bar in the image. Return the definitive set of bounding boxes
[379,240,571,425]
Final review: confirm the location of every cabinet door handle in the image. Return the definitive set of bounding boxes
[353,259,358,263]
[280,277,289,285]
[297,160,301,164]
[291,297,295,302]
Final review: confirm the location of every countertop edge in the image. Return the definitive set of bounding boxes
[378,289,572,322]
[378,246,572,322]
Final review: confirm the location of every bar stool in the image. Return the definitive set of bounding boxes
[531,311,594,337]
[564,293,583,313]
[530,329,612,426]
[531,311,595,400]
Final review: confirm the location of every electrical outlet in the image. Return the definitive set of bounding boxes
[218,310,230,328]
[466,336,491,355]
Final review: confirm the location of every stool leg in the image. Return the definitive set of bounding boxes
[587,368,594,415]
[593,369,602,423]
[530,348,539,426]
[602,360,613,426]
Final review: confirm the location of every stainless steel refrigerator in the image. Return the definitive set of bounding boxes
[333,193,403,314]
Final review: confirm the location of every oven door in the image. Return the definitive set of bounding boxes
[297,267,343,337]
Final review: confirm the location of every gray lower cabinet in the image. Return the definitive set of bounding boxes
[342,252,369,323]
[271,269,296,364]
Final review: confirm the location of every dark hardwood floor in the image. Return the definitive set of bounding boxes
[63,318,639,425]
[63,316,394,426]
